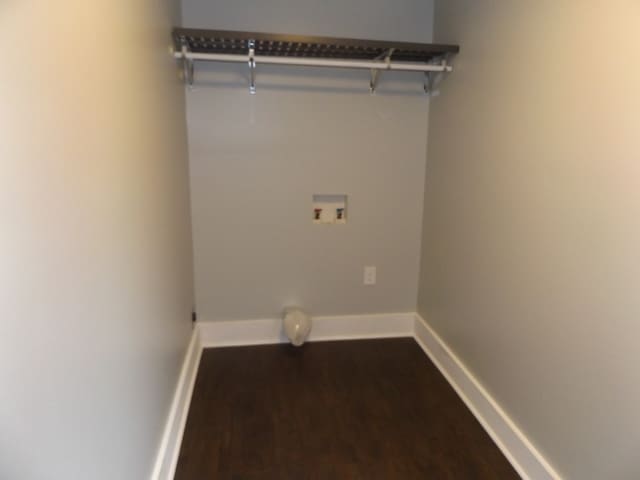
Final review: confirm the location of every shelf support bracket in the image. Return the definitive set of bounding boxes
[424,71,434,95]
[424,55,450,95]
[248,39,256,94]
[370,48,395,94]
[181,43,195,89]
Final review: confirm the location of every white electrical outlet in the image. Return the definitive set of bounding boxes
[364,266,376,285]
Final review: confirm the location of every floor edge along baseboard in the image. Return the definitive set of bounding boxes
[151,327,202,480]
[197,312,416,348]
[153,313,561,480]
[413,314,561,480]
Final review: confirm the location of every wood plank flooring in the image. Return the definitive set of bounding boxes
[175,338,519,479]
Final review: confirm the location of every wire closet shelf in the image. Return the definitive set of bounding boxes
[173,28,460,94]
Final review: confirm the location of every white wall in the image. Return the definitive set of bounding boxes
[182,0,434,321]
[0,1,193,479]
[420,2,640,479]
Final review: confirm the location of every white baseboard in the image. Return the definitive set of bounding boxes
[198,312,415,348]
[152,312,560,480]
[413,314,561,480]
[151,327,202,480]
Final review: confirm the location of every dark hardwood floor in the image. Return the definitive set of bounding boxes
[175,338,519,479]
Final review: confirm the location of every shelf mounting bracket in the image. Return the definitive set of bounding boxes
[181,42,195,89]
[370,48,394,94]
[424,71,434,95]
[424,55,450,95]
[248,39,256,94]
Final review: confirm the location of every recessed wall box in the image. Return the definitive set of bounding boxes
[312,195,347,224]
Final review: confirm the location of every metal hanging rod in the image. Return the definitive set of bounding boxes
[174,28,459,94]
[175,50,453,72]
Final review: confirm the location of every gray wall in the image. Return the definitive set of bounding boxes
[420,2,640,479]
[183,0,434,321]
[0,1,193,479]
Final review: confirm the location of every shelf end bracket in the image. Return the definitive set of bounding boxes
[424,71,434,95]
[424,55,451,95]
[181,41,195,89]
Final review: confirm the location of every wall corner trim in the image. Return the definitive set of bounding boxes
[151,327,202,480]
[413,314,562,480]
